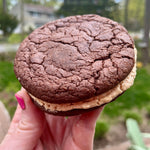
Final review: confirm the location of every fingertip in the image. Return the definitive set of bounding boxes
[21,87,28,94]
[15,94,25,110]
[15,88,34,110]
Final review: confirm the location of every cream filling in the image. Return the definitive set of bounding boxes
[30,49,137,112]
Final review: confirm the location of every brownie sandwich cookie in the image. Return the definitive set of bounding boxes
[14,14,136,116]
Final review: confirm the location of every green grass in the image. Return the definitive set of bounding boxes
[0,52,16,63]
[8,33,27,44]
[0,61,20,92]
[123,111,142,124]
[95,121,109,139]
[0,61,20,118]
[0,33,27,44]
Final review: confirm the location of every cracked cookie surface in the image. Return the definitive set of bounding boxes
[14,14,135,104]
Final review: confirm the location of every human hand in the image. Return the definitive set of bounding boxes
[0,88,103,150]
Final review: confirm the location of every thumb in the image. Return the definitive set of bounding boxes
[0,88,45,150]
[71,107,104,150]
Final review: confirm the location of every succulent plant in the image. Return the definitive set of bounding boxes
[126,118,150,150]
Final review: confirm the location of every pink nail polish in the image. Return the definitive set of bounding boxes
[15,94,25,110]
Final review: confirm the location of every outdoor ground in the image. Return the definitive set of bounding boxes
[94,109,150,149]
[0,51,150,149]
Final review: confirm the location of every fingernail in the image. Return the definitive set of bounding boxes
[15,94,25,110]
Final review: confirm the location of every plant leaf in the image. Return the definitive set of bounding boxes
[142,133,150,138]
[131,145,146,150]
[126,119,146,149]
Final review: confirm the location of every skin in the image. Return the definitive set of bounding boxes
[0,88,103,150]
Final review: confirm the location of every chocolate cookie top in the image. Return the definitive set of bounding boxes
[14,14,135,104]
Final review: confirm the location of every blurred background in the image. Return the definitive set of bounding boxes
[0,0,150,149]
